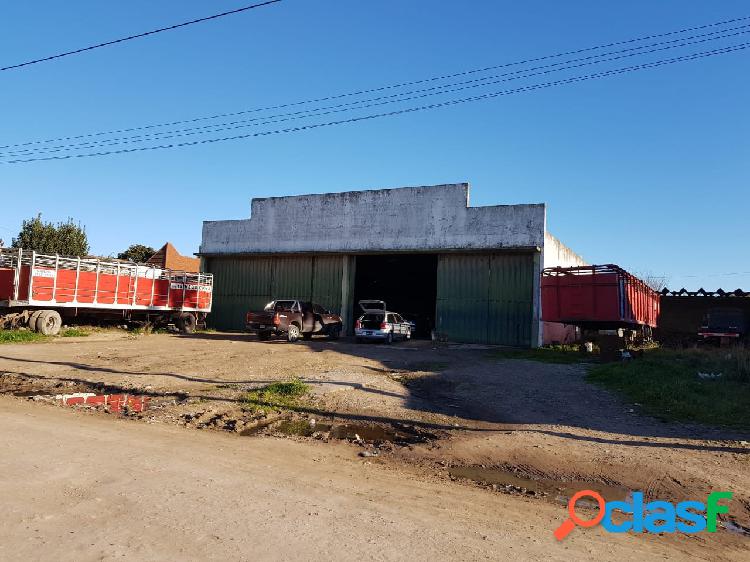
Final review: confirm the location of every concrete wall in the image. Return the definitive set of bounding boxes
[201,184,546,255]
[540,232,588,345]
[542,232,587,269]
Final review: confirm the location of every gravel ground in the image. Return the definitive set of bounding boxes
[1,330,748,559]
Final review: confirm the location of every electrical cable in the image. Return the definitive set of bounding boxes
[4,24,749,158]
[0,0,282,72]
[3,41,747,164]
[2,13,747,150]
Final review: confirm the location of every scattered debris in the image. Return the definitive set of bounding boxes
[359,450,380,458]
[55,392,150,412]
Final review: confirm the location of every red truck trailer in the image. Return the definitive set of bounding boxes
[542,264,659,340]
[0,248,212,335]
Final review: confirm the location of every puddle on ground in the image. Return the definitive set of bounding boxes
[252,418,431,444]
[724,520,750,536]
[449,466,629,504]
[330,423,423,443]
[12,390,45,397]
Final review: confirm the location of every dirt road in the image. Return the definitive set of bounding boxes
[1,331,749,560]
[0,397,731,562]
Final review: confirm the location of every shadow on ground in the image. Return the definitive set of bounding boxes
[2,331,749,449]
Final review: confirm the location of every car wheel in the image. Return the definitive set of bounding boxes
[386,332,393,345]
[329,327,341,340]
[287,324,300,342]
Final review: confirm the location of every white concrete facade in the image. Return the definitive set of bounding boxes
[201,184,545,255]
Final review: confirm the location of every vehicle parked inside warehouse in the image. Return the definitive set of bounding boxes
[355,300,411,344]
[245,300,342,342]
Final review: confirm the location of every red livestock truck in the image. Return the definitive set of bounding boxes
[0,248,212,335]
[542,264,660,345]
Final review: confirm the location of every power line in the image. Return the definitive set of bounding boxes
[3,22,750,159]
[0,0,282,72]
[2,13,748,149]
[6,27,750,159]
[4,41,747,164]
[671,272,750,278]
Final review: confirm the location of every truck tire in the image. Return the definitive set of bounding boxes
[258,330,271,341]
[29,310,44,332]
[302,332,313,341]
[287,324,300,343]
[177,313,197,334]
[328,326,341,340]
[37,310,62,336]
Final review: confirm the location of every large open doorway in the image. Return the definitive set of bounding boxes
[352,254,438,338]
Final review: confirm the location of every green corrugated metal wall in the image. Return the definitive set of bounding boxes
[436,253,534,346]
[207,251,534,344]
[312,256,344,312]
[206,255,344,330]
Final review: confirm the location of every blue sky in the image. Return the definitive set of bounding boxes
[1,0,748,290]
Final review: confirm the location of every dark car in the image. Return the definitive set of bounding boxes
[699,307,746,344]
[246,300,342,342]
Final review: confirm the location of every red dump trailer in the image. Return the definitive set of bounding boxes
[542,264,660,333]
[0,248,212,335]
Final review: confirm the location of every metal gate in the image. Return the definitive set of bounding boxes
[206,255,344,330]
[436,253,534,346]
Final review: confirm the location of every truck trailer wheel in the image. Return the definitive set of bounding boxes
[177,313,197,334]
[28,310,44,332]
[37,311,62,336]
[287,324,301,343]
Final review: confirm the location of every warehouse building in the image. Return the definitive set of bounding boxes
[200,183,585,346]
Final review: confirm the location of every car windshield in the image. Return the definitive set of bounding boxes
[265,300,295,312]
[359,313,384,329]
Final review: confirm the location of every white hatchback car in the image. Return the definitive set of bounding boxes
[355,300,412,344]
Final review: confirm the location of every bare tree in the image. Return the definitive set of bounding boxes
[634,271,670,292]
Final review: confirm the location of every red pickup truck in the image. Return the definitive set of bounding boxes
[245,300,343,342]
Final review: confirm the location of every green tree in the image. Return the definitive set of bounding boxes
[11,214,89,256]
[117,244,156,263]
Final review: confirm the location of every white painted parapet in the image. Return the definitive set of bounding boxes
[201,183,546,255]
